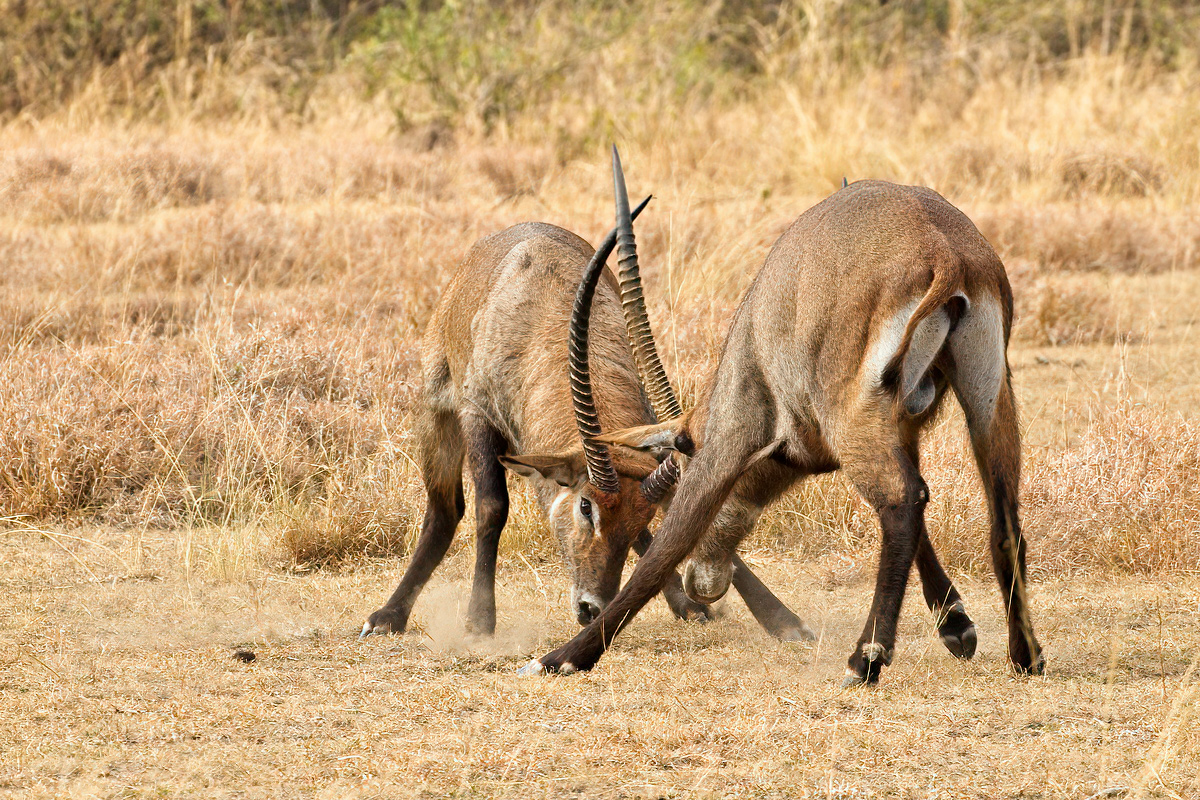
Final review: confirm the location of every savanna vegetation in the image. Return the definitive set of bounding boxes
[1,2,1198,797]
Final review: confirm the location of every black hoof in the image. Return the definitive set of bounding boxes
[941,626,978,660]
[842,669,878,688]
[1009,631,1045,675]
[360,607,408,637]
[844,642,891,687]
[937,603,978,660]
[1013,649,1045,676]
[463,622,496,638]
[751,603,816,642]
[777,621,817,642]
[669,596,712,623]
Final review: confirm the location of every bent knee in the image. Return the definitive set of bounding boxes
[476,496,509,529]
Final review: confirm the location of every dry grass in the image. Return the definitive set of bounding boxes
[2,122,1197,575]
[2,2,1200,795]
[1,529,1198,798]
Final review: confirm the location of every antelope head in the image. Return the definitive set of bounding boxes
[500,149,685,625]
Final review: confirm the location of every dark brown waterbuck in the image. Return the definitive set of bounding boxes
[522,178,1043,685]
[361,151,812,641]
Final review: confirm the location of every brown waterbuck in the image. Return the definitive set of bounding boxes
[522,177,1043,685]
[361,152,812,641]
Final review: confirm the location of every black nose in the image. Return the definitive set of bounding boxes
[576,600,601,625]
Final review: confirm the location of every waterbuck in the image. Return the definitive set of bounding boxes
[361,152,811,640]
[522,178,1043,685]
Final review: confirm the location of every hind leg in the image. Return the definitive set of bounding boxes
[903,432,977,660]
[964,379,1043,674]
[948,299,1042,674]
[463,416,510,636]
[914,533,977,659]
[362,400,465,636]
[838,412,930,685]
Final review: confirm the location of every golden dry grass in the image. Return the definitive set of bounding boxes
[2,529,1198,798]
[2,121,1198,574]
[3,2,1200,796]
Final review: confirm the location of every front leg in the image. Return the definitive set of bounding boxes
[523,434,758,674]
[730,555,815,641]
[681,480,815,641]
[463,420,510,636]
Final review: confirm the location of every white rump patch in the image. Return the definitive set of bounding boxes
[948,296,1005,432]
[863,298,921,387]
[863,296,951,416]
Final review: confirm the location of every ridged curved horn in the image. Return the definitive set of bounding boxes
[570,194,652,496]
[612,146,684,422]
[640,453,680,504]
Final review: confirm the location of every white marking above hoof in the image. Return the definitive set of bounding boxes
[777,621,817,642]
[842,669,867,688]
[517,659,546,677]
[862,642,892,664]
[359,621,373,639]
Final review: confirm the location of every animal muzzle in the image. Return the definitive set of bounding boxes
[572,590,605,626]
[682,557,734,604]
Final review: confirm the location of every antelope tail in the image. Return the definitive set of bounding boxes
[881,252,967,416]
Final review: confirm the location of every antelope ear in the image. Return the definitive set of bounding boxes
[595,412,695,456]
[499,454,584,489]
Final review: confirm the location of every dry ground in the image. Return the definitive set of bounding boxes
[1,530,1197,799]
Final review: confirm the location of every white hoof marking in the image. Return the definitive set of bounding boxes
[517,659,546,677]
[863,642,891,663]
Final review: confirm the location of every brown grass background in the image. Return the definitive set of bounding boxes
[1,1,1199,797]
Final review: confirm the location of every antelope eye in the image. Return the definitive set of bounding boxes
[578,497,593,520]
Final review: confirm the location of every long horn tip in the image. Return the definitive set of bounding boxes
[631,194,651,218]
